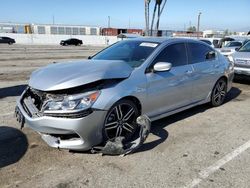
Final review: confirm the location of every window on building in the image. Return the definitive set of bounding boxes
[90,28,97,35]
[58,27,65,35]
[79,28,86,35]
[72,28,79,35]
[37,26,46,34]
[65,27,72,35]
[50,27,58,34]
[17,26,25,34]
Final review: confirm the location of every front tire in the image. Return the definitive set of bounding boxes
[103,99,139,141]
[210,78,227,107]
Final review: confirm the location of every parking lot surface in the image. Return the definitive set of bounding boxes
[0,44,249,188]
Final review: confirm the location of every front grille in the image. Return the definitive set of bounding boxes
[23,96,41,117]
[221,49,231,53]
[235,59,250,68]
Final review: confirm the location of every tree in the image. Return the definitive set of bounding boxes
[144,0,151,36]
[144,0,168,36]
[155,0,168,35]
[150,1,158,36]
[187,26,196,32]
[224,29,229,36]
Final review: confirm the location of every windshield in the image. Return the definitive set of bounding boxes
[92,40,159,68]
[238,41,250,52]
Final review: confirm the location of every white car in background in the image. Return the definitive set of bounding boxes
[219,41,242,57]
[199,38,221,48]
[229,41,250,76]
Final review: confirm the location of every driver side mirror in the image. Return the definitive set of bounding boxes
[153,62,172,72]
[235,47,239,51]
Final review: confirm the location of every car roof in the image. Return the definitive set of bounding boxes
[130,37,204,45]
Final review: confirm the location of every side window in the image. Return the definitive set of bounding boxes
[153,43,187,67]
[187,42,215,64]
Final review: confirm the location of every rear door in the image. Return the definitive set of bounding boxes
[2,37,9,43]
[187,42,218,102]
[145,42,194,118]
[68,39,73,45]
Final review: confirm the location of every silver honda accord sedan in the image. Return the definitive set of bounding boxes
[16,38,234,151]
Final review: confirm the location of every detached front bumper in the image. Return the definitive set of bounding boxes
[16,90,107,151]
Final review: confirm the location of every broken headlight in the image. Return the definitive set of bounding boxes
[43,91,100,114]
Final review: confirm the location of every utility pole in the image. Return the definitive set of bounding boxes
[108,16,110,28]
[52,15,55,25]
[197,12,202,38]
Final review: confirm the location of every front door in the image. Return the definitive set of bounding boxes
[145,42,194,118]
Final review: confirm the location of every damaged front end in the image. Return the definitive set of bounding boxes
[21,87,96,119]
[15,79,122,151]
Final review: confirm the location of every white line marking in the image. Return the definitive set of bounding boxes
[185,139,250,188]
[0,112,13,117]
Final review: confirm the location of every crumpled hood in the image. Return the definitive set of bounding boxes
[29,60,133,91]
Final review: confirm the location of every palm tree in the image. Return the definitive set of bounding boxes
[155,0,167,34]
[155,0,162,35]
[144,0,151,36]
[150,2,157,36]
[150,0,167,36]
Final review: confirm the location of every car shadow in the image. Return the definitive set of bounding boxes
[0,84,27,99]
[224,86,242,103]
[0,126,28,168]
[136,86,241,153]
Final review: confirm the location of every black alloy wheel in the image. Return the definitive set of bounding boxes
[104,100,139,141]
[211,78,227,107]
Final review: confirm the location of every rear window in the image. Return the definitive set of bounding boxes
[153,43,188,67]
[187,42,214,64]
[200,40,212,45]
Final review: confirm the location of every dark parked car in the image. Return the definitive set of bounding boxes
[0,37,15,44]
[60,38,83,46]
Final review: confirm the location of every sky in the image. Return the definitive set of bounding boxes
[1,0,249,31]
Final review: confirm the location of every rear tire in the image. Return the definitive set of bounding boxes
[103,99,139,142]
[210,78,227,107]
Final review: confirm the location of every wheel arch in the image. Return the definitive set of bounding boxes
[218,75,228,82]
[116,96,142,115]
